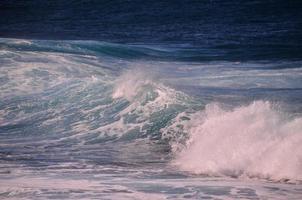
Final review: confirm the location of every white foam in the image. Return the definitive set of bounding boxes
[104,68,192,137]
[174,101,302,181]
[112,68,154,100]
[0,50,111,98]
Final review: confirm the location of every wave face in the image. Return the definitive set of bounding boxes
[0,38,302,199]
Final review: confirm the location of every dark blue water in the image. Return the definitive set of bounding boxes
[0,1,302,199]
[1,0,302,60]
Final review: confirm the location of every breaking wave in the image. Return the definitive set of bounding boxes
[173,101,302,182]
[1,38,302,184]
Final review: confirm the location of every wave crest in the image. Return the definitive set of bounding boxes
[173,101,302,182]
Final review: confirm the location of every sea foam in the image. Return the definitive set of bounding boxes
[174,101,302,182]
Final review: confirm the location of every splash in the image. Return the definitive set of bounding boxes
[112,68,155,100]
[174,101,302,182]
[97,68,192,138]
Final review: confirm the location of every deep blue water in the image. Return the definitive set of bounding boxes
[1,0,302,60]
[0,1,302,199]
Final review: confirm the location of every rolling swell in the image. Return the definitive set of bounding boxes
[0,38,197,174]
[5,38,300,62]
[0,38,208,61]
[0,54,191,143]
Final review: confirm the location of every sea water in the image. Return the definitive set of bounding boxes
[0,1,302,199]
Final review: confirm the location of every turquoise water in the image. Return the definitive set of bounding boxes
[0,38,302,199]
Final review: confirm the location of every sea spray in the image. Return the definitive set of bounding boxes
[1,38,302,199]
[88,68,193,139]
[112,69,155,100]
[173,101,302,181]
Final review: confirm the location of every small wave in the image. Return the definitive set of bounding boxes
[0,38,215,61]
[173,101,302,182]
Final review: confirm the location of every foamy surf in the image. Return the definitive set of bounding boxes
[173,101,302,182]
[1,38,302,199]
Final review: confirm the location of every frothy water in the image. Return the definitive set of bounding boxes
[174,101,302,182]
[0,38,302,199]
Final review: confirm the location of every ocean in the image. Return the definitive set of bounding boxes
[0,1,302,199]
